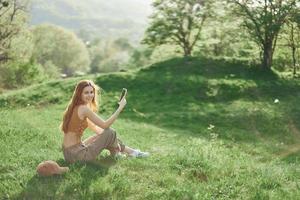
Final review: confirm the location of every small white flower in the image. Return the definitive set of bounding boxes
[274,99,279,103]
[207,124,215,130]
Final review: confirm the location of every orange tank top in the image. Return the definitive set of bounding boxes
[67,106,88,136]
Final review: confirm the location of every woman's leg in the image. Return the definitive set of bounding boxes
[84,128,149,159]
[62,143,88,163]
[123,146,135,154]
[111,132,149,157]
[83,134,98,145]
[85,128,123,160]
[122,146,150,157]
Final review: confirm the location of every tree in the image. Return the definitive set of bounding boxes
[286,7,300,76]
[194,0,259,59]
[88,38,133,73]
[31,24,90,76]
[143,0,212,57]
[126,46,153,69]
[0,0,28,62]
[0,58,44,88]
[231,0,297,70]
[0,0,42,89]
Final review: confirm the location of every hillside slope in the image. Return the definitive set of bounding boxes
[1,57,300,140]
[2,57,300,144]
[1,57,300,199]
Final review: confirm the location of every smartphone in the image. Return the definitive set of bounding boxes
[119,88,127,102]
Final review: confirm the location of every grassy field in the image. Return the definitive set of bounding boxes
[0,57,300,199]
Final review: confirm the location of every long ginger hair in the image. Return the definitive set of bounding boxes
[61,80,100,133]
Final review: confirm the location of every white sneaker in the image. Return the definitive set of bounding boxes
[128,149,150,158]
[113,152,126,159]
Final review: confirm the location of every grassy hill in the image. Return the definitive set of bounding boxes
[1,57,300,199]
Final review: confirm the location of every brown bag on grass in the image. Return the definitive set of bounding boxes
[36,160,69,176]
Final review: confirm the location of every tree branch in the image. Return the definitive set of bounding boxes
[233,0,264,44]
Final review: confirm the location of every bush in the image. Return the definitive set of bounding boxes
[31,24,90,76]
[0,59,44,89]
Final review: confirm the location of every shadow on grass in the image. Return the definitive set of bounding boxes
[13,157,117,199]
[281,151,300,163]
[95,57,299,103]
[94,57,300,144]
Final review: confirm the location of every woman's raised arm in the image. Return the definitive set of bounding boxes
[81,98,126,129]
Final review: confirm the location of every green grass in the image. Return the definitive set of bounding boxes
[1,57,300,199]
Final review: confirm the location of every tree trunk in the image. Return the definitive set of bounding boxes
[262,42,273,70]
[292,46,296,77]
[183,46,192,57]
[290,24,297,77]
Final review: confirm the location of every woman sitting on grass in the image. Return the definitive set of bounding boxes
[60,80,149,163]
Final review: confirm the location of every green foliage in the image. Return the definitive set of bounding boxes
[143,0,212,56]
[231,0,297,69]
[126,46,153,69]
[0,0,48,89]
[1,1,9,7]
[272,7,300,73]
[113,38,133,51]
[88,38,133,73]
[0,59,44,89]
[0,0,43,89]
[31,24,90,76]
[0,0,29,63]
[194,1,259,59]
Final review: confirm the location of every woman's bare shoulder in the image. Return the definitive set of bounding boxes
[77,105,87,117]
[78,104,92,115]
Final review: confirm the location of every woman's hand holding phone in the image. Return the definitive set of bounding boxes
[119,97,127,110]
[118,88,127,111]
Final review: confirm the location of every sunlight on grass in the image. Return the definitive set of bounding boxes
[1,57,300,199]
